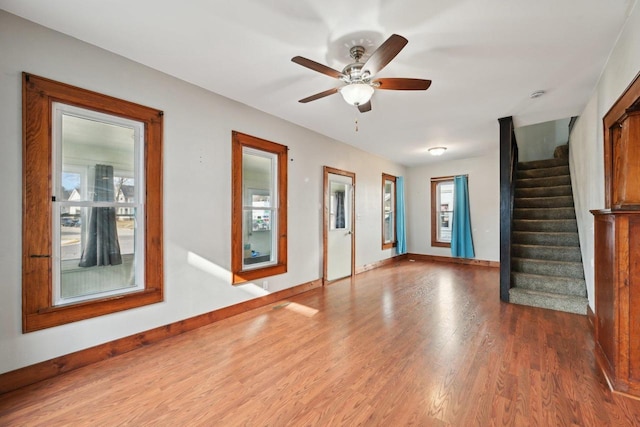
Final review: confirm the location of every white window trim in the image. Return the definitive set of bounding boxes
[436,181,454,244]
[51,102,146,306]
[241,147,278,271]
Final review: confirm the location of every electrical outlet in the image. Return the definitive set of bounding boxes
[262,280,268,290]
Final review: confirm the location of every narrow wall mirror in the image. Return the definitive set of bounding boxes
[382,174,396,249]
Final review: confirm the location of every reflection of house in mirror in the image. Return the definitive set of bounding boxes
[62,188,82,216]
[116,184,135,219]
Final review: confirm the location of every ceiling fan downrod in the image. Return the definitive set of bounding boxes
[343,46,368,83]
[349,45,365,62]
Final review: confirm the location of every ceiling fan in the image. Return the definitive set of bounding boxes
[291,34,431,113]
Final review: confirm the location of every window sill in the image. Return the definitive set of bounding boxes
[24,288,163,333]
[233,263,287,285]
[431,241,451,248]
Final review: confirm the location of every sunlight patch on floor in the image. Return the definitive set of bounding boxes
[284,302,319,318]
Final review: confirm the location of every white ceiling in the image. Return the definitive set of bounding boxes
[1,0,636,166]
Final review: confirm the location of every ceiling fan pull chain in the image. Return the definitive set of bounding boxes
[355,117,359,132]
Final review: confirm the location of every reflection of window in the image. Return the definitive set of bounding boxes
[329,183,348,230]
[232,132,287,284]
[250,193,271,231]
[382,173,397,249]
[22,74,163,332]
[431,177,455,247]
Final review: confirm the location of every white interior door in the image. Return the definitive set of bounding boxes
[325,171,354,281]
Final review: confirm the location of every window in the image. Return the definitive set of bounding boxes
[22,73,163,332]
[382,173,397,249]
[431,177,455,247]
[52,103,146,305]
[231,132,287,284]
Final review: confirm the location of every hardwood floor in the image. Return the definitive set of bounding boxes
[2,260,640,426]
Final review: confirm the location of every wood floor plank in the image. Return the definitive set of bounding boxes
[2,260,640,425]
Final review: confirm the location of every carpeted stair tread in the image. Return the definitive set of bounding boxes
[514,196,574,208]
[511,272,586,296]
[516,175,571,188]
[512,244,582,262]
[513,219,577,232]
[513,207,576,220]
[516,165,569,179]
[512,257,584,279]
[512,231,579,247]
[515,185,572,198]
[509,288,587,315]
[518,157,568,170]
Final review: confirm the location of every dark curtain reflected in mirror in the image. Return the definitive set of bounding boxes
[335,190,345,229]
[79,164,122,267]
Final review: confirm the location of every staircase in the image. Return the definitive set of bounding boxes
[509,145,588,315]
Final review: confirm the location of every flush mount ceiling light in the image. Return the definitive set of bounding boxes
[530,90,545,98]
[339,82,375,106]
[428,147,447,156]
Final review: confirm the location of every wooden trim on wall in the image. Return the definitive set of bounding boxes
[355,253,408,275]
[0,279,321,395]
[407,253,500,268]
[587,304,595,332]
[381,173,397,250]
[231,131,288,284]
[603,70,640,209]
[22,73,164,332]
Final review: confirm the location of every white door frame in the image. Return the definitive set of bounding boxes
[323,166,355,284]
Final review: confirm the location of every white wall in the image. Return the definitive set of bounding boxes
[406,151,500,262]
[0,11,406,374]
[515,118,571,162]
[569,2,640,310]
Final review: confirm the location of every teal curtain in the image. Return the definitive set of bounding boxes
[451,175,474,258]
[396,176,407,254]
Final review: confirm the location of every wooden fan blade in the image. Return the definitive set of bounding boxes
[358,101,372,113]
[374,78,432,91]
[291,56,344,79]
[298,87,339,103]
[362,34,408,77]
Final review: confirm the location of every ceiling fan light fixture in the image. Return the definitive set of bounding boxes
[340,83,374,106]
[428,147,447,156]
[293,34,430,113]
